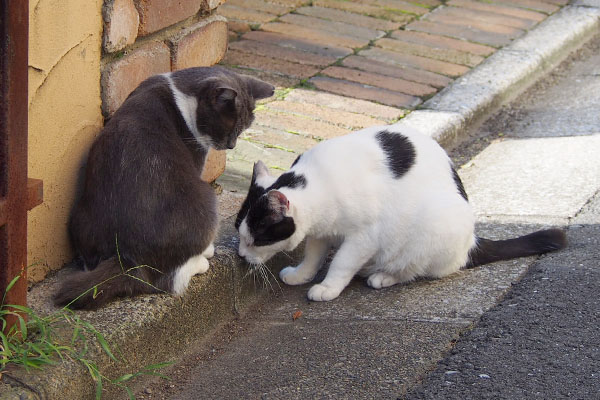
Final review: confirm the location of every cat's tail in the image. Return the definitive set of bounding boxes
[466,228,567,268]
[53,257,163,310]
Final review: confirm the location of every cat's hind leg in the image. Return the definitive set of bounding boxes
[308,235,375,301]
[280,237,329,286]
[367,272,401,289]
[172,254,210,295]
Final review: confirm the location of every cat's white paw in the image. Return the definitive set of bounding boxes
[307,283,342,302]
[367,272,399,289]
[202,243,215,259]
[192,256,210,275]
[280,266,313,286]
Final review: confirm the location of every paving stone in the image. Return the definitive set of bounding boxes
[170,17,228,70]
[227,20,251,33]
[284,89,405,120]
[102,0,139,53]
[101,41,170,116]
[406,20,512,47]
[254,108,350,140]
[217,4,277,24]
[295,6,402,31]
[227,0,293,16]
[375,37,485,67]
[342,55,453,89]
[360,47,470,77]
[390,30,495,56]
[364,0,430,16]
[435,5,538,29]
[412,0,442,6]
[264,100,387,129]
[425,10,525,38]
[313,0,415,24]
[278,13,384,40]
[228,40,337,67]
[310,76,421,108]
[135,0,202,35]
[221,65,303,88]
[447,0,546,22]
[221,50,320,79]
[489,0,559,14]
[242,31,353,59]
[226,139,299,177]
[242,124,321,153]
[321,66,437,97]
[216,189,246,219]
[543,0,568,4]
[268,0,307,6]
[260,22,370,49]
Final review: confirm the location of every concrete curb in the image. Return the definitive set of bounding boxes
[2,5,599,400]
[394,4,600,146]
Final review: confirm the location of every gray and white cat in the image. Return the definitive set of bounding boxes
[54,67,274,309]
[236,126,567,301]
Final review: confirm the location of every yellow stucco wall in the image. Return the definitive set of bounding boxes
[27,0,104,282]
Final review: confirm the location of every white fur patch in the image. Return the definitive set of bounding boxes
[172,254,209,295]
[163,73,213,149]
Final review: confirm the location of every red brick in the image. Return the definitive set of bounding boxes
[436,5,537,29]
[313,0,415,24]
[447,0,546,22]
[342,55,452,89]
[296,6,402,31]
[261,22,370,49]
[278,13,384,41]
[321,66,436,97]
[221,65,302,88]
[242,31,353,58]
[542,0,568,5]
[101,41,170,116]
[268,0,307,6]
[229,39,337,67]
[227,0,293,15]
[221,50,320,79]
[490,0,558,14]
[170,17,228,70]
[254,109,350,140]
[217,4,277,24]
[201,148,226,182]
[375,37,484,67]
[103,0,139,53]
[425,11,525,37]
[412,0,442,6]
[360,47,470,77]
[390,30,495,56]
[227,20,251,34]
[309,76,421,108]
[134,0,202,36]
[406,20,512,47]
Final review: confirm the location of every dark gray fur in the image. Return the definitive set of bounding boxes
[54,67,274,309]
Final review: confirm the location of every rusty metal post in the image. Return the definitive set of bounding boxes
[0,0,30,319]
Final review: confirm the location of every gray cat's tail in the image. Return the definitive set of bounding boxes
[466,228,567,268]
[53,257,163,310]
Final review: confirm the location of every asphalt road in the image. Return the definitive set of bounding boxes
[408,35,600,399]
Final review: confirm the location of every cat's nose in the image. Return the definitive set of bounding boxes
[227,137,237,149]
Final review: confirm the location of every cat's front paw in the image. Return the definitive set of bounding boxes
[307,283,342,302]
[280,266,313,286]
[192,256,210,275]
[202,243,215,259]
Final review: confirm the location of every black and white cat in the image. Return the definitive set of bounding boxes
[54,67,274,309]
[235,126,567,301]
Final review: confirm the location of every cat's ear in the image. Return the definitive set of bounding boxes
[251,160,270,182]
[244,76,275,100]
[214,87,237,107]
[267,190,289,216]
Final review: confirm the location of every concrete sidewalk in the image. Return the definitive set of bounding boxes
[1,1,599,399]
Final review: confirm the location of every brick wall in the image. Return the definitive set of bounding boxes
[101,0,228,182]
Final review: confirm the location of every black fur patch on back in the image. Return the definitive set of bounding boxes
[451,164,468,201]
[376,130,416,178]
[269,171,307,191]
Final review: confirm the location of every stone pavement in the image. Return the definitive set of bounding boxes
[213,0,567,218]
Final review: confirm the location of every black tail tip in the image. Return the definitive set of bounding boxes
[534,228,568,252]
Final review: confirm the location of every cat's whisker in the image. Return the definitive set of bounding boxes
[263,264,282,291]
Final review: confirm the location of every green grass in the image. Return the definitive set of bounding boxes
[1,254,172,399]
